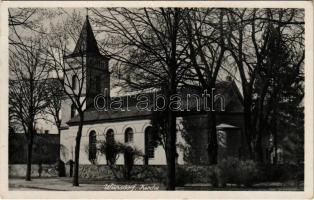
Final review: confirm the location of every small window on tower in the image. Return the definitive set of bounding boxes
[95,76,101,94]
[72,75,78,90]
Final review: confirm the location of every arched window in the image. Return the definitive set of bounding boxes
[124,128,134,143]
[105,129,115,165]
[88,130,97,161]
[72,75,78,90]
[106,129,115,144]
[144,126,155,165]
[71,104,76,118]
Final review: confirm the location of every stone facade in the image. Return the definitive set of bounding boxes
[60,112,245,166]
[60,119,184,165]
[9,164,58,178]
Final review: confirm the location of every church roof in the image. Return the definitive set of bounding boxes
[67,80,244,126]
[65,16,101,58]
[70,106,152,125]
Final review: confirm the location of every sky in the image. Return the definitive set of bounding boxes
[9,7,270,97]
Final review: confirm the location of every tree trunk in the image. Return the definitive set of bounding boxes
[165,109,176,190]
[165,61,177,190]
[255,133,264,163]
[25,132,34,181]
[165,83,177,190]
[72,113,84,186]
[273,117,278,165]
[254,107,265,163]
[243,102,254,159]
[165,9,179,190]
[208,111,218,165]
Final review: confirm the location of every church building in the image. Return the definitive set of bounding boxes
[59,16,246,167]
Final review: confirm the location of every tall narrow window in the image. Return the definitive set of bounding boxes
[71,104,76,118]
[106,129,115,144]
[72,75,78,90]
[144,126,155,165]
[89,131,97,161]
[105,129,115,165]
[124,128,134,143]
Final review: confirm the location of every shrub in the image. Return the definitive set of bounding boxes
[217,157,239,185]
[123,145,144,180]
[208,166,220,187]
[217,157,260,187]
[185,166,212,183]
[236,160,259,187]
[259,163,304,184]
[175,166,194,186]
[98,140,144,180]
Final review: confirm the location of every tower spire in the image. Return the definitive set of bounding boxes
[86,8,89,18]
[66,12,101,57]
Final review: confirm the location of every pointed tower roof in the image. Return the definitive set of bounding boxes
[67,15,101,58]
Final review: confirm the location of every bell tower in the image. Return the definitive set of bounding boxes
[62,15,110,125]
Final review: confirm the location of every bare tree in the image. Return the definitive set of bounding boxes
[9,8,48,46]
[46,41,87,186]
[46,79,64,135]
[225,8,304,162]
[251,17,304,164]
[182,8,227,165]
[8,8,38,47]
[9,36,50,181]
[9,8,37,27]
[92,8,189,190]
[45,13,99,186]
